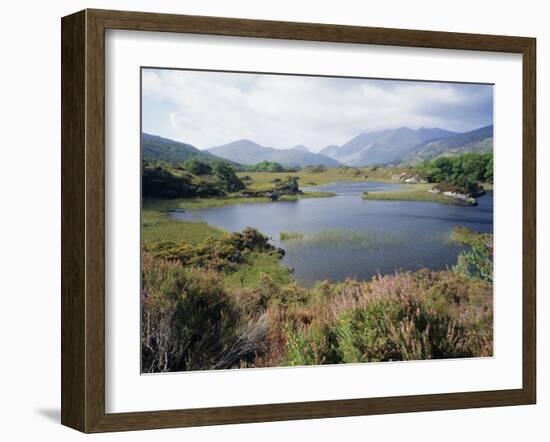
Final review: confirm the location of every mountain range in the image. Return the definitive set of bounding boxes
[319,126,492,166]
[142,124,493,168]
[398,125,494,164]
[207,139,340,167]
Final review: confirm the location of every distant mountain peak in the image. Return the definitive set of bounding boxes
[320,126,461,166]
[290,144,310,153]
[225,139,261,147]
[399,125,493,164]
[207,139,341,168]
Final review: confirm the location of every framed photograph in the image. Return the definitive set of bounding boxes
[61,9,536,433]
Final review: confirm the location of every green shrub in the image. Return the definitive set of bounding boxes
[142,165,196,198]
[250,161,285,172]
[141,254,243,372]
[146,227,284,272]
[454,240,493,282]
[183,159,212,175]
[285,323,339,366]
[213,162,245,192]
[417,152,493,186]
[277,270,493,366]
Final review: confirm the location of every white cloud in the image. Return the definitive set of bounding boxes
[142,69,493,152]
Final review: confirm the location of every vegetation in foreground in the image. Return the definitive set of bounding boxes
[141,226,493,372]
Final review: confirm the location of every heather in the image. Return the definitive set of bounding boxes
[141,228,493,372]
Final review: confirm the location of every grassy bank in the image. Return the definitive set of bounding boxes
[362,182,492,205]
[142,208,223,245]
[142,189,335,246]
[144,191,335,212]
[361,183,459,204]
[239,165,410,191]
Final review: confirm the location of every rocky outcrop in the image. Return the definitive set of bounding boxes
[391,172,428,184]
[240,176,303,201]
[428,188,477,206]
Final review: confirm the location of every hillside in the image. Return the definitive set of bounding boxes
[208,139,341,167]
[398,125,493,164]
[319,144,341,157]
[141,133,222,163]
[323,127,457,166]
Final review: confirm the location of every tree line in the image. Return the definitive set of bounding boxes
[142,159,244,199]
[416,152,493,195]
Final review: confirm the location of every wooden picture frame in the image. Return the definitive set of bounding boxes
[61,8,536,433]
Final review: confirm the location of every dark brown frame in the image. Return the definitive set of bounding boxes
[61,8,536,433]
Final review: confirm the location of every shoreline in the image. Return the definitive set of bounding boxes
[362,183,493,205]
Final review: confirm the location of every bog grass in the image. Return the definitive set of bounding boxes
[280,229,405,249]
[142,208,223,245]
[144,190,335,213]
[362,183,458,204]
[238,166,409,191]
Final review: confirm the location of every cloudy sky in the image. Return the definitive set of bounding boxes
[142,68,493,152]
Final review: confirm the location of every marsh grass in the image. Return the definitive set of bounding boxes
[280,191,337,200]
[280,229,405,249]
[362,183,458,204]
[280,232,305,240]
[142,208,223,245]
[144,191,335,213]
[238,166,409,192]
[447,226,493,245]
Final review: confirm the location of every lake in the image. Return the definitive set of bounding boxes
[171,182,493,286]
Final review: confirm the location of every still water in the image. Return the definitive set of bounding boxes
[171,182,493,286]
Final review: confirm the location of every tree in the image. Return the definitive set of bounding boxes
[461,152,488,181]
[142,164,195,198]
[213,162,245,193]
[250,161,285,172]
[183,159,212,175]
[275,176,300,194]
[433,157,453,181]
[418,152,493,187]
[484,155,494,183]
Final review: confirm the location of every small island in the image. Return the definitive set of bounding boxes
[362,153,492,206]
